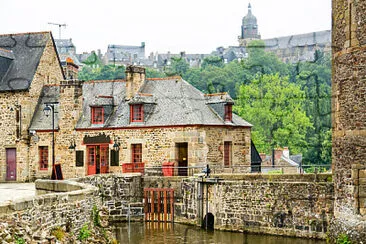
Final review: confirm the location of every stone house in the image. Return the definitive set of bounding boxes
[0,31,65,182]
[0,32,252,182]
[260,147,302,174]
[28,66,252,180]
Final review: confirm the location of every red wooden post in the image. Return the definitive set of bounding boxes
[157,190,161,222]
[164,190,168,222]
[151,190,155,222]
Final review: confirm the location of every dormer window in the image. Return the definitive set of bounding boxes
[224,104,232,122]
[130,104,143,122]
[91,106,104,124]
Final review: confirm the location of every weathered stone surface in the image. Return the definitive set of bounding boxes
[331,0,366,242]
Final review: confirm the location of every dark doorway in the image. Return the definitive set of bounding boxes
[202,213,214,230]
[6,148,16,181]
[176,143,188,176]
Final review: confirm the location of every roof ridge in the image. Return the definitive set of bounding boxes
[84,79,126,84]
[204,92,228,97]
[0,31,51,37]
[146,76,181,81]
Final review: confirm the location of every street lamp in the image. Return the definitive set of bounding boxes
[43,103,57,180]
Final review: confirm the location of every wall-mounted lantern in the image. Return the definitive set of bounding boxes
[68,139,76,151]
[113,136,120,151]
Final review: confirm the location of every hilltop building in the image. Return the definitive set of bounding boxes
[104,43,146,66]
[217,3,331,64]
[0,31,255,182]
[238,3,261,47]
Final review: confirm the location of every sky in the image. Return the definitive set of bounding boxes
[0,0,331,55]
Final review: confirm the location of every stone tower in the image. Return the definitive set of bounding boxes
[238,3,261,46]
[331,0,366,242]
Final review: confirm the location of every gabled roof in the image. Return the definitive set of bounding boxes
[76,77,252,129]
[0,31,54,92]
[30,76,252,131]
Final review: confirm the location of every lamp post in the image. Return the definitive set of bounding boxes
[43,103,57,180]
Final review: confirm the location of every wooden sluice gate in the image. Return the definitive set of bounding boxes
[144,188,174,222]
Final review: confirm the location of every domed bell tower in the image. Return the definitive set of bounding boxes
[238,3,261,46]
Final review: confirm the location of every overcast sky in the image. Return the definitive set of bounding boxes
[1,0,331,55]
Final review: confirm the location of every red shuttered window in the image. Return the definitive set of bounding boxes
[130,104,143,122]
[132,144,142,163]
[91,107,104,124]
[224,142,232,167]
[39,146,48,170]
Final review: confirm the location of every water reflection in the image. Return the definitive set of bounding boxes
[113,222,326,244]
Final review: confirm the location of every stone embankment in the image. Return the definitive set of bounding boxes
[0,173,338,242]
[0,180,105,243]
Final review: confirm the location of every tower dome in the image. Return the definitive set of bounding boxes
[240,3,261,43]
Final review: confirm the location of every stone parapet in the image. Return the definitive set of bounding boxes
[0,179,100,242]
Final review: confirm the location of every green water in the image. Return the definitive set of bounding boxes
[113,222,326,244]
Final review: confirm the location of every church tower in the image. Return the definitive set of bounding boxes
[238,3,261,46]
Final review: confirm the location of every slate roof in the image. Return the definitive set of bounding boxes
[29,85,61,131]
[0,32,53,91]
[263,30,331,49]
[106,44,145,61]
[76,77,252,129]
[30,77,252,130]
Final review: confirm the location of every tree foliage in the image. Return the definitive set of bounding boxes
[235,74,313,154]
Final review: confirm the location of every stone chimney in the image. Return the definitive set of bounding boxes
[274,148,283,160]
[63,57,79,80]
[125,65,146,100]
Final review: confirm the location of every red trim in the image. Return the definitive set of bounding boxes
[91,106,104,124]
[39,146,49,170]
[130,104,144,122]
[76,124,250,131]
[131,144,142,163]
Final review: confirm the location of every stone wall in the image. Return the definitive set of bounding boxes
[331,0,366,242]
[178,174,334,239]
[0,180,100,243]
[0,35,64,182]
[31,125,250,180]
[75,173,144,222]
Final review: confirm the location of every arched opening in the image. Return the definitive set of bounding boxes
[202,212,214,230]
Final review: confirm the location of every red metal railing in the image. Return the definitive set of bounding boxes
[122,162,145,174]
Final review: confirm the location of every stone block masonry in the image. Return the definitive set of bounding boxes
[331,0,366,242]
[179,174,334,239]
[0,180,100,243]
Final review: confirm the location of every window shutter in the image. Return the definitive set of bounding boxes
[76,150,84,167]
[110,150,119,166]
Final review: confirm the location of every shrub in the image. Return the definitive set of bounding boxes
[336,233,351,244]
[51,226,65,241]
[78,224,91,241]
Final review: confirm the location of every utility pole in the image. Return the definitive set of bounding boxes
[47,22,67,39]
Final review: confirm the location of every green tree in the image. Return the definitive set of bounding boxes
[244,40,289,78]
[201,56,224,69]
[295,51,331,164]
[235,73,313,154]
[145,67,166,78]
[78,65,126,81]
[165,57,189,76]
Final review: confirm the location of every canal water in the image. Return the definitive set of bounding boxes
[113,222,326,244]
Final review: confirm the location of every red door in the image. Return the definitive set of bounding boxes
[87,146,96,175]
[87,145,109,175]
[6,148,16,181]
